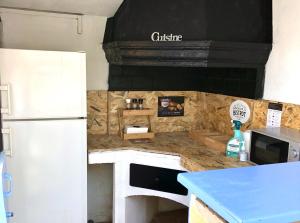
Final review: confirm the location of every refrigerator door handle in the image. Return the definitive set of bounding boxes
[0,84,11,115]
[3,173,12,198]
[1,129,13,157]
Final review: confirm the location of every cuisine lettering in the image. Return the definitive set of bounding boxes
[151,32,183,42]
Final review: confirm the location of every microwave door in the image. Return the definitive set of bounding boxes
[251,132,289,165]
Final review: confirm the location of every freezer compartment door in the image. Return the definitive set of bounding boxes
[2,119,87,223]
[0,49,86,120]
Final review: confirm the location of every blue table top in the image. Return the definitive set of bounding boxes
[178,162,300,223]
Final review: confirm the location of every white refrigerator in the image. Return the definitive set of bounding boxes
[0,48,87,223]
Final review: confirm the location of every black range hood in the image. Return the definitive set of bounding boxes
[103,41,271,68]
[103,0,273,99]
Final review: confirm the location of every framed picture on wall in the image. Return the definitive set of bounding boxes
[158,96,185,117]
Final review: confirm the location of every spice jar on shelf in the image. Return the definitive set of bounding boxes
[125,98,132,109]
[132,98,138,109]
[138,98,144,109]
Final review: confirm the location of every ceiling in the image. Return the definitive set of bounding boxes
[0,0,123,16]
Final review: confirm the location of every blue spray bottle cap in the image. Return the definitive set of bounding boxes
[232,120,242,130]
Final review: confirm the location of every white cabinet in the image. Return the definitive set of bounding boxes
[89,150,189,223]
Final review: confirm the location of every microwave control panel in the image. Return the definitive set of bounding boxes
[288,143,300,161]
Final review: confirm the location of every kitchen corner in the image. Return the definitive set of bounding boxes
[2,0,300,223]
[86,87,300,222]
[88,131,251,223]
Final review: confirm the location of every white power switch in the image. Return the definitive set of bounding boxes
[266,103,283,128]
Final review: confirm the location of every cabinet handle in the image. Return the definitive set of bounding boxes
[0,84,11,115]
[1,128,13,157]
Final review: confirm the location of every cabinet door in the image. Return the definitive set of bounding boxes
[130,163,188,195]
[2,119,87,223]
[0,49,86,119]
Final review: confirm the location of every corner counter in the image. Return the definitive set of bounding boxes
[88,132,250,171]
[88,131,252,223]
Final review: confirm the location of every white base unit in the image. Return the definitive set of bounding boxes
[89,150,189,223]
[3,119,87,223]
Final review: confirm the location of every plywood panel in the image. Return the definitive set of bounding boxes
[108,91,199,134]
[87,90,108,135]
[198,92,300,135]
[87,90,300,136]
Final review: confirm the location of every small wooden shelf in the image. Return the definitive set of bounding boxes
[118,108,155,140]
[123,132,155,140]
[120,108,155,117]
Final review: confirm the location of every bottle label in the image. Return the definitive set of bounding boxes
[228,139,240,152]
[227,139,240,158]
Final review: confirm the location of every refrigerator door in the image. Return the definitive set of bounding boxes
[0,49,86,120]
[2,119,87,223]
[0,153,7,223]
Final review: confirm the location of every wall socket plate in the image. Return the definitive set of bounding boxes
[266,103,283,128]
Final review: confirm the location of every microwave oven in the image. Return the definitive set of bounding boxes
[249,127,300,165]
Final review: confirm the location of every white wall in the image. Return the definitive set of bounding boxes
[0,8,109,90]
[264,0,300,105]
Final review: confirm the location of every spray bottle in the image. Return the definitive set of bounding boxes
[227,100,250,161]
[226,120,245,158]
[226,120,246,160]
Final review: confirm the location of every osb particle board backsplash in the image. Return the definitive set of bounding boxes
[196,92,256,135]
[87,91,200,134]
[87,91,300,135]
[87,91,108,135]
[197,92,300,135]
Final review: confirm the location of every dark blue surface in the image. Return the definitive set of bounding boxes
[178,162,300,223]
